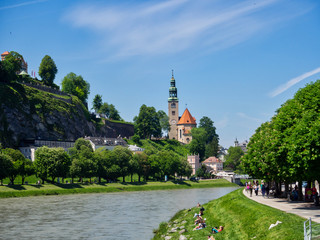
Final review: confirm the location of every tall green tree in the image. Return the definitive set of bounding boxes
[61,72,90,105]
[199,116,219,157]
[134,104,161,139]
[0,51,23,82]
[189,128,207,160]
[224,146,244,171]
[34,146,71,183]
[2,148,27,184]
[38,55,58,86]
[0,153,13,185]
[158,110,170,137]
[112,146,132,182]
[92,94,103,112]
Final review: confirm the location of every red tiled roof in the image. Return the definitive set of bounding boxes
[177,108,196,125]
[1,51,9,56]
[203,156,221,163]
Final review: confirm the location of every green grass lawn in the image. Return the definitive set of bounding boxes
[153,188,306,240]
[0,179,237,198]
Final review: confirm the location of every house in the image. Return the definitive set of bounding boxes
[202,156,223,173]
[19,139,75,161]
[84,136,127,151]
[187,154,201,175]
[128,145,145,153]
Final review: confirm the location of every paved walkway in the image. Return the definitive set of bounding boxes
[243,188,320,223]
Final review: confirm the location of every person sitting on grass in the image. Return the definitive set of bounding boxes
[194,215,205,225]
[193,222,206,230]
[212,226,224,233]
[208,236,215,240]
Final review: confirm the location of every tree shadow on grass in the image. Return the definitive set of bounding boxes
[120,181,147,186]
[171,180,191,186]
[5,185,26,190]
[55,183,84,189]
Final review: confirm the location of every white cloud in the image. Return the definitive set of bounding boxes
[63,0,311,58]
[0,0,48,10]
[269,67,320,97]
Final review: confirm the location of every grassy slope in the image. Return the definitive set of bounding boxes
[153,188,305,240]
[0,179,236,198]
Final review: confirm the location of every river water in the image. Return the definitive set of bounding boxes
[0,187,238,240]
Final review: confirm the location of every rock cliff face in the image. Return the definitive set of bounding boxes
[0,83,134,147]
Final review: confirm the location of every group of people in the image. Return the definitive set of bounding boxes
[192,203,224,239]
[245,180,270,197]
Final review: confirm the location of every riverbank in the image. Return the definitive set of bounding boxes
[153,188,306,240]
[0,179,237,198]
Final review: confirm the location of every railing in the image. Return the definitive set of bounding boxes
[304,218,320,240]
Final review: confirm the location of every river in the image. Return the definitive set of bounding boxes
[0,187,238,240]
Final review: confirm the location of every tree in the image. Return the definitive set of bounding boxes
[195,164,212,179]
[38,55,57,86]
[74,138,93,152]
[112,146,132,182]
[34,146,71,183]
[92,94,103,112]
[108,104,122,120]
[177,158,192,178]
[0,153,13,185]
[34,146,51,183]
[224,146,244,171]
[134,104,161,139]
[189,128,207,160]
[0,51,23,82]
[2,148,27,184]
[70,145,97,183]
[61,72,90,105]
[199,116,219,157]
[199,116,218,143]
[158,110,170,137]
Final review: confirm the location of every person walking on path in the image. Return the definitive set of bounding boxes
[261,182,266,197]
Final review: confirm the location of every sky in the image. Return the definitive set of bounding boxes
[1,0,320,148]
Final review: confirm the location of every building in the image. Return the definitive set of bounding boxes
[187,154,201,175]
[84,136,127,151]
[177,108,196,144]
[168,72,179,140]
[19,139,75,161]
[128,145,145,153]
[234,138,248,153]
[202,156,223,173]
[1,51,28,73]
[168,72,197,143]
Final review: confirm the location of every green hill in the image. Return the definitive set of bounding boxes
[0,82,134,148]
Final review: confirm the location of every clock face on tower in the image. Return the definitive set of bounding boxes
[171,120,176,124]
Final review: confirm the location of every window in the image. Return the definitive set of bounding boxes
[180,129,182,139]
[172,111,175,115]
[171,103,176,108]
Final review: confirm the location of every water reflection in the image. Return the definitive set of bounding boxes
[0,187,238,240]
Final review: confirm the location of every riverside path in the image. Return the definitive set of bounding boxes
[243,188,320,223]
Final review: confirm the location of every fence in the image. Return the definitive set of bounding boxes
[304,218,320,240]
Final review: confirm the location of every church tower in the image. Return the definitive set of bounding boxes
[168,71,179,140]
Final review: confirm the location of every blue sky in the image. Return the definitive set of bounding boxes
[1,0,320,148]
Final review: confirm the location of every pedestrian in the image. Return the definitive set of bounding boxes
[249,182,253,197]
[266,184,270,197]
[254,182,259,196]
[261,182,266,197]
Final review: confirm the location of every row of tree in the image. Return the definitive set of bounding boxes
[33,138,192,184]
[242,80,320,196]
[0,147,33,185]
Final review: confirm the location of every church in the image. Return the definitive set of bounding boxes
[168,72,197,144]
